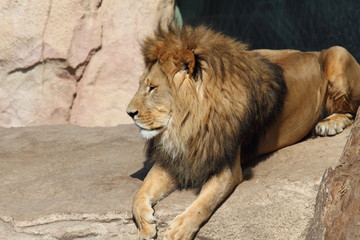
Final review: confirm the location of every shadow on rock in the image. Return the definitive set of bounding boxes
[242,152,274,181]
[130,158,154,181]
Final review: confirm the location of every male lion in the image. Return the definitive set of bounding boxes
[126,25,360,240]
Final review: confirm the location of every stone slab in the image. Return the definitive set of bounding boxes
[0,124,351,239]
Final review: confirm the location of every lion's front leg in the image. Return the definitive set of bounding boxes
[163,155,243,240]
[133,163,177,240]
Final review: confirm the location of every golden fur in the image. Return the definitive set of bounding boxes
[129,25,286,188]
[126,25,360,240]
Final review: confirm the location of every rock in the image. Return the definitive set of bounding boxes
[0,124,144,239]
[0,124,351,239]
[0,0,175,127]
[306,108,360,240]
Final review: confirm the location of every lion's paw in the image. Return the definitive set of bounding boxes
[315,113,353,136]
[133,204,157,240]
[137,222,157,240]
[162,215,197,240]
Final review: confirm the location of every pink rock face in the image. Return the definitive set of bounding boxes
[0,0,175,127]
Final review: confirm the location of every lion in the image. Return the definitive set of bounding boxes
[126,25,360,240]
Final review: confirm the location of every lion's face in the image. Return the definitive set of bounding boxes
[127,63,174,139]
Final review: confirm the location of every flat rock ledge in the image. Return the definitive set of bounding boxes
[0,123,353,240]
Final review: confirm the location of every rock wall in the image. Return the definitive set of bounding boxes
[0,0,175,127]
[306,108,360,240]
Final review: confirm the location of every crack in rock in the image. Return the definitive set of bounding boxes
[6,33,102,124]
[0,212,135,239]
[40,0,53,82]
[71,43,102,82]
[1,212,131,228]
[96,0,103,9]
[7,58,66,75]
[66,23,103,119]
[67,43,103,118]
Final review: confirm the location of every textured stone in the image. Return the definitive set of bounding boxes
[0,124,350,239]
[0,0,175,127]
[69,0,175,126]
[306,108,360,240]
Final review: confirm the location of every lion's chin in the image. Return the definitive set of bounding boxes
[140,129,159,140]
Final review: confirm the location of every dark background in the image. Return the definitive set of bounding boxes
[177,0,360,61]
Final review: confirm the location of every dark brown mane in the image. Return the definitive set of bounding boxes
[143,25,287,189]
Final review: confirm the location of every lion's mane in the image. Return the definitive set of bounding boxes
[143,25,287,189]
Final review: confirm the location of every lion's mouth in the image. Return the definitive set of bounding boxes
[135,123,164,132]
[133,117,171,140]
[149,126,163,131]
[134,122,164,140]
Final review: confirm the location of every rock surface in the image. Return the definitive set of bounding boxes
[0,124,351,239]
[0,0,174,127]
[306,108,360,240]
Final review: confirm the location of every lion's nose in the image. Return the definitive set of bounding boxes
[127,110,139,119]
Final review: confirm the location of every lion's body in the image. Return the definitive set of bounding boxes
[256,49,324,154]
[127,25,360,240]
[256,48,360,154]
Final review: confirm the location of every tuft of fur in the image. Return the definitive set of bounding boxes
[142,25,287,189]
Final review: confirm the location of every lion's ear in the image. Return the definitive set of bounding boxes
[179,49,195,76]
[159,49,196,77]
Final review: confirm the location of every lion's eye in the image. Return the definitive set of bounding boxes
[149,86,156,92]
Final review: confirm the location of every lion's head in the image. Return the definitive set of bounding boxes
[126,63,172,140]
[126,46,196,140]
[127,25,286,188]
